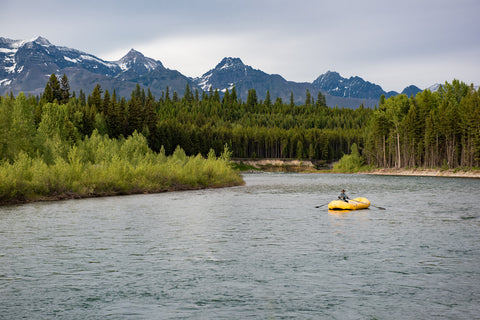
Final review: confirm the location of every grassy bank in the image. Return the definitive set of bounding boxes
[0,132,244,205]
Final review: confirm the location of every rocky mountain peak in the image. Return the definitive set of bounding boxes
[32,36,52,47]
[215,57,245,70]
[116,48,163,73]
[123,48,144,60]
[313,71,397,100]
[401,85,422,97]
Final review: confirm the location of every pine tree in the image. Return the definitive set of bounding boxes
[183,83,193,103]
[265,91,272,108]
[316,91,327,108]
[305,89,312,105]
[79,90,86,106]
[43,83,53,103]
[212,89,220,103]
[60,74,70,103]
[231,86,238,103]
[88,84,103,113]
[43,74,61,103]
[246,89,258,111]
[165,86,171,102]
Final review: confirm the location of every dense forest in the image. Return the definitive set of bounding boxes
[364,80,480,169]
[1,74,479,172]
[2,74,370,163]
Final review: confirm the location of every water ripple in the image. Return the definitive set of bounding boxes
[1,173,479,319]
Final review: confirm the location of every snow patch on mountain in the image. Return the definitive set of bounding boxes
[5,64,16,73]
[197,72,212,91]
[79,54,117,69]
[64,56,79,63]
[0,48,16,54]
[0,79,12,86]
[221,83,235,93]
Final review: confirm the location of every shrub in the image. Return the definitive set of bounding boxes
[333,143,368,173]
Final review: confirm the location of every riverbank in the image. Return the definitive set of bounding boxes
[360,168,480,178]
[232,158,327,172]
[0,181,245,206]
[233,159,480,178]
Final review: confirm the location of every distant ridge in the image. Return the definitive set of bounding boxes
[0,36,446,107]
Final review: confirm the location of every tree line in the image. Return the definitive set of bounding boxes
[2,74,478,170]
[363,80,480,169]
[2,74,371,163]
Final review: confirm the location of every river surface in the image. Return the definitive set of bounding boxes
[1,173,479,319]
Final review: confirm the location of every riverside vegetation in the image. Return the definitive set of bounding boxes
[1,75,479,203]
[0,80,243,204]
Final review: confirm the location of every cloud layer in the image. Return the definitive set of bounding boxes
[2,0,479,91]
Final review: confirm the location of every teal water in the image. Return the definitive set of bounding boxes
[1,173,479,319]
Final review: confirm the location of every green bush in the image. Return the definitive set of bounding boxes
[333,143,368,173]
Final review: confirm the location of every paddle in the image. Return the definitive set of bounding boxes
[315,202,330,208]
[351,199,386,210]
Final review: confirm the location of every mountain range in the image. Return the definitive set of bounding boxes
[1,36,423,108]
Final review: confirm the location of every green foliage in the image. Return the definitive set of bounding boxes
[333,143,366,173]
[0,80,246,203]
[364,80,480,168]
[43,74,61,103]
[333,143,367,173]
[220,143,233,162]
[0,128,243,204]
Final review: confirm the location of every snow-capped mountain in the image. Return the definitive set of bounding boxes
[312,71,399,100]
[114,49,164,81]
[0,36,195,97]
[193,57,379,108]
[1,36,439,108]
[195,57,249,92]
[194,57,316,105]
[0,36,120,95]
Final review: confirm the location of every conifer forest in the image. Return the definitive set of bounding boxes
[3,75,480,168]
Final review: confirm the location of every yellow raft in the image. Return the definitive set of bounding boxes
[328,197,370,210]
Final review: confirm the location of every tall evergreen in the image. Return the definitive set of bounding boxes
[305,89,312,105]
[316,91,327,108]
[43,74,62,103]
[265,90,272,108]
[60,74,70,104]
[88,84,103,113]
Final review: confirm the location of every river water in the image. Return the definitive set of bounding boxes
[1,173,479,319]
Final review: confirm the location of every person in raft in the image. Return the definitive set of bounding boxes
[338,189,349,202]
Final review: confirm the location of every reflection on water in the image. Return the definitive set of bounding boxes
[1,173,479,319]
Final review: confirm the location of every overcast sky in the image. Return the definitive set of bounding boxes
[2,0,479,92]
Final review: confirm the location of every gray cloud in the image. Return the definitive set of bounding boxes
[1,0,479,91]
